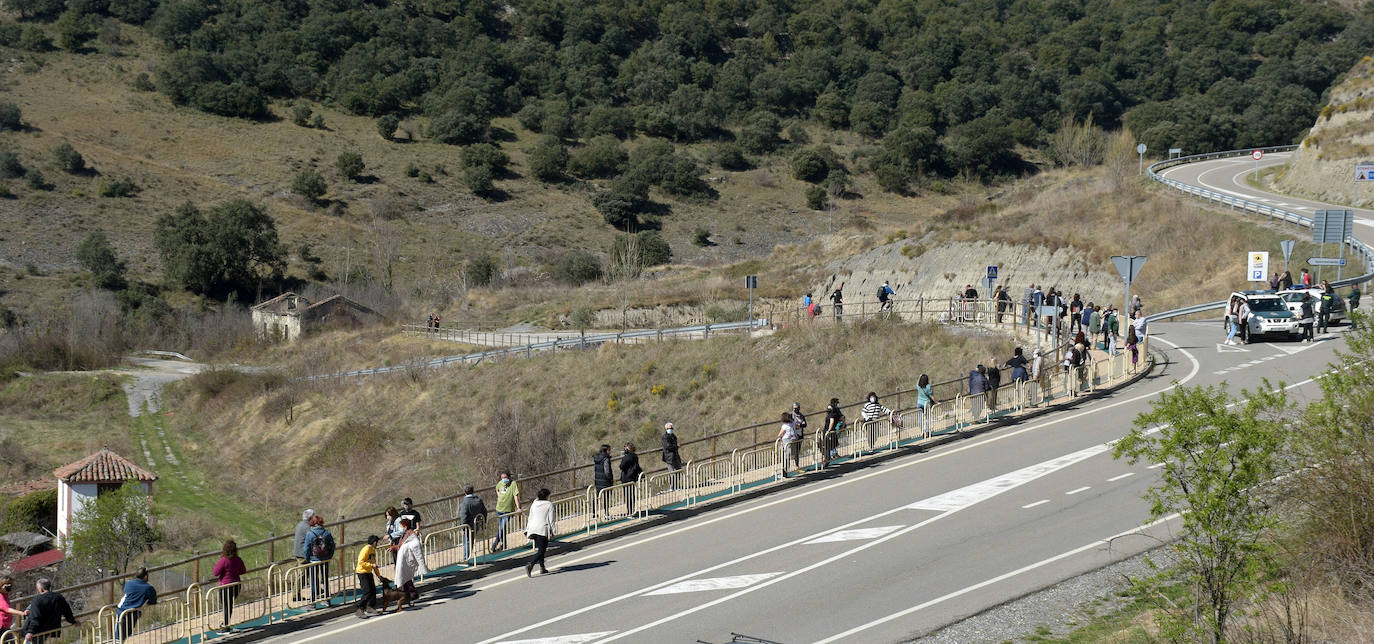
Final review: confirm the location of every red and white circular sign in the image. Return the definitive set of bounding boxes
[1251,150,1263,161]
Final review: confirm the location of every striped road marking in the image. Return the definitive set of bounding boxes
[805,526,905,544]
[644,573,782,596]
[495,633,617,644]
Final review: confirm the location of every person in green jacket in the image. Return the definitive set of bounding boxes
[1088,305,1102,342]
[1350,287,1361,329]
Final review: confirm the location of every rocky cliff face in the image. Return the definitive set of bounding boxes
[1275,56,1374,205]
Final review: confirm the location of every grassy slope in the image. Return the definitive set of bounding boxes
[0,371,131,481]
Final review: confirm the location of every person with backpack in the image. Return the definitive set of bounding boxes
[458,486,487,561]
[996,286,1012,323]
[290,509,315,601]
[830,283,844,320]
[821,398,844,468]
[592,445,614,517]
[619,444,643,513]
[304,515,335,607]
[777,413,802,477]
[789,403,807,442]
[915,376,936,438]
[877,281,894,312]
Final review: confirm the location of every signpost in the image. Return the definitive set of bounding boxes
[1111,255,1147,333]
[745,275,757,327]
[1307,257,1347,266]
[1136,143,1147,175]
[1355,161,1374,206]
[1251,149,1263,182]
[1248,251,1269,284]
[1312,210,1354,281]
[1168,148,1182,159]
[1280,239,1295,275]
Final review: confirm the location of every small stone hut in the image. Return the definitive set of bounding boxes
[251,292,380,342]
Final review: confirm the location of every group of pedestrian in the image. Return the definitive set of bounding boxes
[1268,270,1296,290]
[592,442,647,515]
[2,576,77,644]
[425,312,441,331]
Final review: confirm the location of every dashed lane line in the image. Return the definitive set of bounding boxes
[1108,472,1135,482]
[1021,500,1049,509]
[1065,486,1091,495]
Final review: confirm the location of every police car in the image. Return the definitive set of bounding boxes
[1277,287,1346,325]
[1230,291,1300,342]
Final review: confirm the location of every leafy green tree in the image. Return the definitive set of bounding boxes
[68,480,159,575]
[53,142,86,174]
[150,0,208,48]
[16,25,52,52]
[593,171,650,229]
[336,152,365,182]
[554,250,602,285]
[427,111,488,145]
[77,231,127,290]
[569,135,628,179]
[0,103,22,131]
[0,150,23,178]
[609,231,671,279]
[713,142,749,171]
[460,144,510,173]
[465,253,498,287]
[376,114,400,140]
[291,169,327,203]
[1114,383,1292,644]
[790,147,830,183]
[692,227,712,247]
[8,0,66,21]
[813,90,848,128]
[464,163,496,196]
[154,200,286,299]
[290,103,313,127]
[527,136,568,181]
[109,0,159,24]
[98,176,138,198]
[805,185,827,210]
[738,111,782,154]
[55,9,97,51]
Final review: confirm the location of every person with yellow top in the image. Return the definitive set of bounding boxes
[354,535,383,618]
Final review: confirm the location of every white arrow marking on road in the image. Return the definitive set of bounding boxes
[804,526,905,544]
[645,573,782,596]
[495,633,617,644]
[1217,343,1249,353]
[905,443,1111,512]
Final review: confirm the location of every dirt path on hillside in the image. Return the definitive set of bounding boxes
[120,357,207,417]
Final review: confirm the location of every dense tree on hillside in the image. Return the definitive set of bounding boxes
[71,0,1374,187]
[77,231,128,290]
[153,200,286,300]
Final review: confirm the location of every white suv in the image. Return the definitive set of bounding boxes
[1277,287,1346,325]
[1230,291,1299,342]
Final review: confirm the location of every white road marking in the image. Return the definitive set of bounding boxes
[811,514,1182,643]
[906,444,1110,511]
[1108,472,1134,482]
[1148,463,1165,469]
[496,633,617,644]
[644,573,781,596]
[1065,486,1091,495]
[1021,500,1049,509]
[1217,343,1248,353]
[804,526,905,544]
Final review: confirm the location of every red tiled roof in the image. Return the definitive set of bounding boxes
[52,449,157,484]
[11,549,64,573]
[0,479,56,497]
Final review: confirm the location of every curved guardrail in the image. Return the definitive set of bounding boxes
[1145,146,1374,321]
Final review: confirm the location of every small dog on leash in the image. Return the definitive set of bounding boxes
[377,578,412,613]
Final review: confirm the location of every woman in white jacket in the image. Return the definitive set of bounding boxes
[394,518,429,603]
[524,488,555,577]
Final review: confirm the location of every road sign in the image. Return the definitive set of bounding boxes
[745,275,757,289]
[1136,143,1146,155]
[986,265,998,280]
[1036,305,1060,317]
[1251,150,1263,161]
[1168,148,1182,158]
[1357,163,1374,181]
[1280,239,1295,262]
[983,276,996,293]
[1248,251,1269,281]
[1308,257,1347,266]
[1313,210,1353,244]
[1111,255,1147,285]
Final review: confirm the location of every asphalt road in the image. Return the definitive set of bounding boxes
[256,162,1358,644]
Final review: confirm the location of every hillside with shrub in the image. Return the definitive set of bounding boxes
[2,0,1374,336]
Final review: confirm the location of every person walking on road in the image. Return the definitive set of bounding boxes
[291,509,315,600]
[592,445,614,517]
[22,578,77,644]
[115,567,157,641]
[778,413,802,477]
[996,286,1011,323]
[524,488,556,577]
[789,402,807,443]
[821,398,844,467]
[619,444,643,513]
[661,423,682,472]
[394,519,427,604]
[877,280,895,312]
[1301,293,1316,342]
[1319,283,1334,334]
[305,515,335,607]
[458,486,487,560]
[493,471,521,551]
[212,540,247,631]
[354,535,382,618]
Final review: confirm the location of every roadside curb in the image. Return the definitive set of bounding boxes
[229,350,1161,642]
